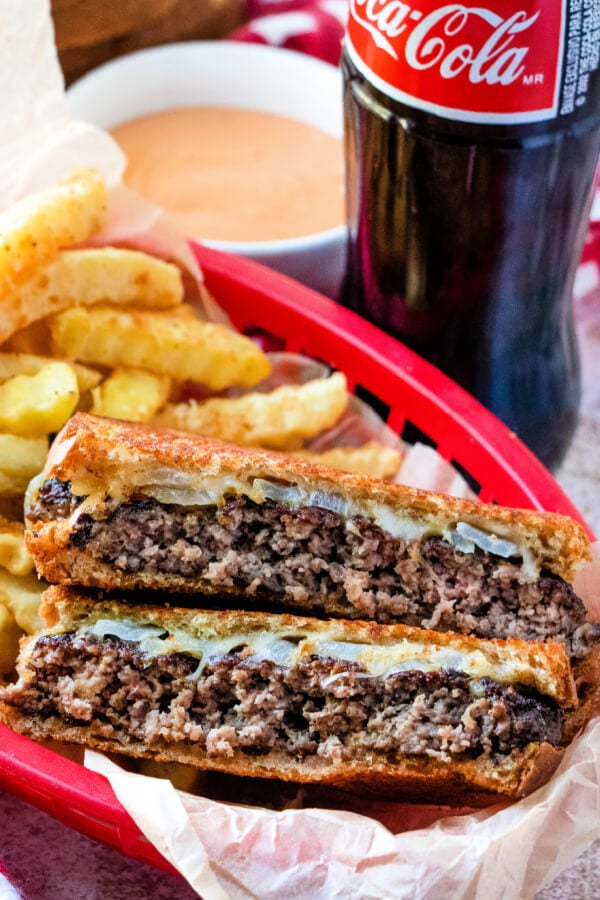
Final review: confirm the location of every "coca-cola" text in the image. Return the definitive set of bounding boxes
[350,1,540,86]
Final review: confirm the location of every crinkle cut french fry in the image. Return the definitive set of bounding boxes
[0,516,34,575]
[50,306,271,389]
[0,434,48,495]
[0,602,22,675]
[0,362,79,437]
[91,367,171,422]
[0,351,102,392]
[154,373,348,450]
[0,248,185,344]
[0,570,44,635]
[294,441,403,480]
[0,168,106,305]
[43,248,184,309]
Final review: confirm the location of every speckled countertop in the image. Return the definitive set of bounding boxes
[0,287,599,900]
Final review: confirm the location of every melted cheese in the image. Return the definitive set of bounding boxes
[80,616,558,699]
[60,471,530,569]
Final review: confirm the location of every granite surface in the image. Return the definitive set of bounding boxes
[0,287,598,899]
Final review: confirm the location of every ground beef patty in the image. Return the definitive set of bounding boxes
[7,633,562,760]
[30,480,598,659]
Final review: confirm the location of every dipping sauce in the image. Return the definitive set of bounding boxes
[111,107,344,242]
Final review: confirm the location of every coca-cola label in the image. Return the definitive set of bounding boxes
[345,1,566,123]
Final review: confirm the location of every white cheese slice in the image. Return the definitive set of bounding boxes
[78,616,557,698]
[37,467,534,575]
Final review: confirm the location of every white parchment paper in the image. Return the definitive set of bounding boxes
[2,2,599,898]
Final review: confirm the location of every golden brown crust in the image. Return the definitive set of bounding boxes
[0,700,563,807]
[32,413,590,583]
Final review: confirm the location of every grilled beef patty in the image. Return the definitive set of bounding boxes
[29,480,598,658]
[6,632,562,759]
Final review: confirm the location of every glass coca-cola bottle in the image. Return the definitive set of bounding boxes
[340,1,600,470]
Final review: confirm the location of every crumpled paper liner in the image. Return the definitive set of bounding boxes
[575,544,600,619]
[0,868,20,900]
[3,1,600,897]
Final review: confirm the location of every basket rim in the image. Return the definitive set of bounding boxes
[0,243,592,874]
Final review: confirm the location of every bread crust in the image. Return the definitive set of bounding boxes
[29,413,591,583]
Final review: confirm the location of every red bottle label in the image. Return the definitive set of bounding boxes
[346,1,570,123]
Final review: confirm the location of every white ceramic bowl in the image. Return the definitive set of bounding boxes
[67,40,347,298]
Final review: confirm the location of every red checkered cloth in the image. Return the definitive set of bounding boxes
[234,1,347,65]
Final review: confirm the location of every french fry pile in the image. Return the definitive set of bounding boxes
[0,167,402,675]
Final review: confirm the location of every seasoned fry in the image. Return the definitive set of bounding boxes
[46,248,183,308]
[294,441,403,479]
[153,373,348,450]
[0,352,102,392]
[0,362,79,437]
[0,434,48,495]
[0,248,185,344]
[0,168,106,304]
[0,602,22,675]
[50,306,271,389]
[0,570,44,635]
[0,517,34,575]
[91,367,171,422]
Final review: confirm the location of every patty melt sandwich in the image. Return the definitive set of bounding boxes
[25,414,597,660]
[0,586,579,805]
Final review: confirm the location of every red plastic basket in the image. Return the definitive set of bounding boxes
[0,243,592,876]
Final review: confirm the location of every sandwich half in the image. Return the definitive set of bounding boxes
[25,414,597,659]
[0,586,579,805]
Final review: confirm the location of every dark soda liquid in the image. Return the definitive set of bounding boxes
[341,51,600,471]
